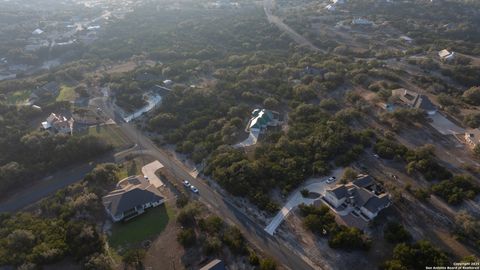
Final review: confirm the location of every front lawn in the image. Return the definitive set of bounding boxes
[109,204,174,248]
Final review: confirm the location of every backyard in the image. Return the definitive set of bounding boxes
[108,204,174,248]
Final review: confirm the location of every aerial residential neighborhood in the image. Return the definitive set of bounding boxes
[0,0,479,269]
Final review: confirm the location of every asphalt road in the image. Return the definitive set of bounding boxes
[0,94,320,269]
[117,124,318,270]
[263,0,323,53]
[0,154,115,213]
[93,97,320,269]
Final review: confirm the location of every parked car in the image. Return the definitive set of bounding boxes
[326,176,336,184]
[373,154,380,159]
[190,185,199,193]
[183,180,190,187]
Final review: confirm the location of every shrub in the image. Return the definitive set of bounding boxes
[177,228,196,247]
[384,222,412,244]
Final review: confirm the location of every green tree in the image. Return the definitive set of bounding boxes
[463,86,480,105]
[259,258,277,270]
[341,167,357,184]
[384,241,449,270]
[122,249,145,269]
[177,228,196,247]
[384,222,412,244]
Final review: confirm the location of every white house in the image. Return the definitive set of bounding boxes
[163,79,173,87]
[102,175,165,222]
[41,113,74,135]
[324,185,348,208]
[32,28,44,35]
[438,49,455,62]
[324,175,391,221]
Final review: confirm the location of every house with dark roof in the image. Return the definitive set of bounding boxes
[324,175,391,221]
[102,175,164,222]
[392,88,437,115]
[324,185,348,208]
[200,259,226,270]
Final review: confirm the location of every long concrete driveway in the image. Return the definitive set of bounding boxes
[265,168,344,236]
[0,94,322,270]
[95,97,322,270]
[141,160,165,188]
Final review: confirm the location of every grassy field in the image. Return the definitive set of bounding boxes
[56,85,77,102]
[83,124,131,149]
[108,204,174,248]
[7,89,31,104]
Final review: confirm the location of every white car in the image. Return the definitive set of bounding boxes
[190,185,199,193]
[183,180,190,187]
[326,176,336,184]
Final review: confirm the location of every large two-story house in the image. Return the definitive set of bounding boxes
[324,175,391,221]
[102,175,164,222]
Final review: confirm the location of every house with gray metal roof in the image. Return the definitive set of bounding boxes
[102,175,164,222]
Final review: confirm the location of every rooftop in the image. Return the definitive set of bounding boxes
[102,176,164,217]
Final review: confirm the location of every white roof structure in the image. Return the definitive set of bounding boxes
[325,4,336,11]
[438,49,455,61]
[41,121,51,129]
[87,25,101,30]
[400,35,413,42]
[352,18,373,25]
[32,28,44,35]
[438,49,451,58]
